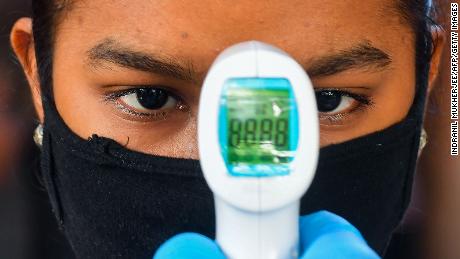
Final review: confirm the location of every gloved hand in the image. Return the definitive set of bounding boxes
[153,210,380,259]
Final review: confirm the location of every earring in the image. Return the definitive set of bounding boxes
[34,124,44,147]
[418,128,428,156]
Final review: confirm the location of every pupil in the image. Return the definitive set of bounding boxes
[136,88,168,110]
[316,91,341,112]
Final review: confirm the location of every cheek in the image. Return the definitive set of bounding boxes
[368,52,417,130]
[374,79,415,122]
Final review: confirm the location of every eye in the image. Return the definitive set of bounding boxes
[119,88,178,114]
[103,86,189,121]
[316,90,355,114]
[315,89,372,124]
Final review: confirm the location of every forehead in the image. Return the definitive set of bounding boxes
[55,0,411,69]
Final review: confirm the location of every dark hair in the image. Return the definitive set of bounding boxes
[31,0,438,100]
[31,0,57,100]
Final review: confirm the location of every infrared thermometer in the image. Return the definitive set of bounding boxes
[198,41,319,259]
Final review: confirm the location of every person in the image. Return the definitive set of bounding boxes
[9,0,444,258]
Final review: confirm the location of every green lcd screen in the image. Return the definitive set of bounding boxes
[219,78,298,177]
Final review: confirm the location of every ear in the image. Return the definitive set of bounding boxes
[427,25,446,95]
[10,17,44,123]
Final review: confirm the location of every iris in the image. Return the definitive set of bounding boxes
[136,88,169,110]
[315,91,342,112]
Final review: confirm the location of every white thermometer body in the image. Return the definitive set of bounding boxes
[198,41,319,259]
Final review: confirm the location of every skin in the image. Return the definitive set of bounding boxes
[10,0,443,161]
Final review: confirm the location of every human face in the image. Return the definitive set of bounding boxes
[37,0,416,158]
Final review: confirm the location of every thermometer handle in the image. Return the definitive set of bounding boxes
[215,198,299,259]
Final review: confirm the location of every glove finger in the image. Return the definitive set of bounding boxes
[301,231,379,259]
[299,210,364,250]
[300,211,379,259]
[153,233,226,259]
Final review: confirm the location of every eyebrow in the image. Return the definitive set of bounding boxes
[87,39,391,82]
[306,42,392,77]
[87,39,199,83]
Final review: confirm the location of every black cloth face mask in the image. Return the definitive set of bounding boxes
[39,35,431,259]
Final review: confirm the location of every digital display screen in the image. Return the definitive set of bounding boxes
[219,78,298,177]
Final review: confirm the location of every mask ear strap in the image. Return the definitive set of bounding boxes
[39,125,66,228]
[395,15,433,228]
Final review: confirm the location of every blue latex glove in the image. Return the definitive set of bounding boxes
[153,211,380,259]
